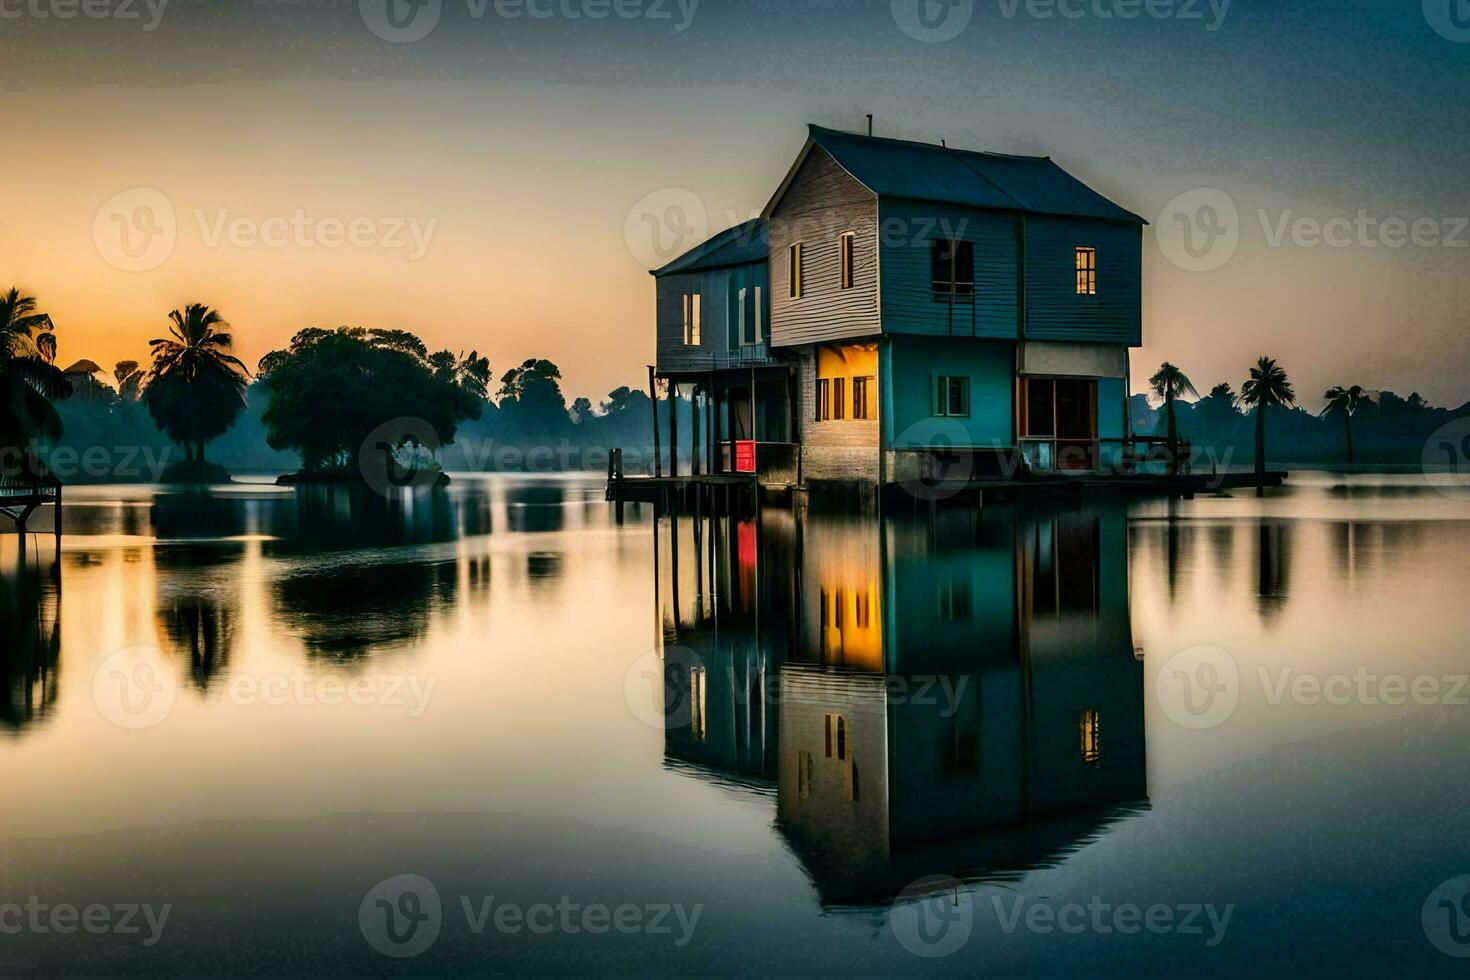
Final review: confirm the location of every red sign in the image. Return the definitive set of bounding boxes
[734,440,757,474]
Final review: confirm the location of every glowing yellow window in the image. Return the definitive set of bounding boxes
[1075,247,1097,295]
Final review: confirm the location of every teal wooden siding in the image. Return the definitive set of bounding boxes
[886,336,1014,450]
[1023,216,1142,345]
[878,201,1018,340]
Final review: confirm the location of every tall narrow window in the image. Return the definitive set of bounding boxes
[753,286,764,342]
[739,287,759,346]
[832,377,846,420]
[1075,246,1097,295]
[816,378,830,421]
[1080,708,1101,765]
[931,239,975,298]
[683,293,701,345]
[789,243,804,298]
[839,232,855,289]
[852,376,876,421]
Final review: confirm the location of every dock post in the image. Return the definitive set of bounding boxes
[648,365,662,479]
[53,490,61,552]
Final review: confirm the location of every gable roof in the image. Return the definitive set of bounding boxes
[651,219,769,276]
[763,125,1145,225]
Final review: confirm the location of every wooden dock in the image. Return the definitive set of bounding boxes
[608,469,1287,506]
[1,467,63,546]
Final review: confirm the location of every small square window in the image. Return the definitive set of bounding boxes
[936,376,970,417]
[931,239,974,298]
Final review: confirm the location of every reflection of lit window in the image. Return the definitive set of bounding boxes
[690,667,707,741]
[1080,708,1101,765]
[798,751,812,800]
[824,714,847,761]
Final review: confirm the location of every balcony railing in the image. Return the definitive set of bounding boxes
[657,347,783,373]
[1019,436,1193,476]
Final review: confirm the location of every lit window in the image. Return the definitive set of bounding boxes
[789,244,803,298]
[1075,247,1097,295]
[839,232,855,290]
[816,378,830,421]
[832,378,846,420]
[935,376,970,417]
[1080,708,1101,765]
[683,293,701,345]
[931,239,974,298]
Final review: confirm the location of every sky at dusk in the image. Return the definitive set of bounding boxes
[3,0,1467,410]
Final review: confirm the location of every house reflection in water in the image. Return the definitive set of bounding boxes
[655,498,1147,906]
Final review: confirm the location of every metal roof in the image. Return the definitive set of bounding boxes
[651,219,769,276]
[766,125,1145,224]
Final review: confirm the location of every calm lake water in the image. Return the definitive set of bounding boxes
[2,473,1470,975]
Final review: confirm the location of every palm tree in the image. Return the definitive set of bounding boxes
[114,360,145,402]
[1148,362,1198,474]
[1240,356,1295,493]
[1321,384,1369,466]
[0,288,72,456]
[144,304,249,464]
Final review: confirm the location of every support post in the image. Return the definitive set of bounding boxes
[648,365,662,479]
[669,380,679,479]
[691,382,701,477]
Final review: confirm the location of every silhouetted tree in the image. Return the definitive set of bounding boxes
[144,304,250,463]
[1321,384,1369,465]
[1241,356,1295,493]
[0,288,71,454]
[114,360,145,401]
[1148,362,1197,474]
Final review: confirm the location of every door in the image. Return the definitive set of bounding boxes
[1054,379,1097,470]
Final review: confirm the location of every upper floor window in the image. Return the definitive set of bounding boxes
[682,293,701,345]
[935,375,970,417]
[931,239,974,298]
[1075,246,1097,295]
[738,285,764,346]
[789,243,804,299]
[839,232,856,290]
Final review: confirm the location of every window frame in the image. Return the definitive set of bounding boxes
[682,292,701,346]
[935,375,971,418]
[815,378,830,421]
[789,243,804,299]
[1075,246,1097,296]
[931,238,975,300]
[839,232,856,290]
